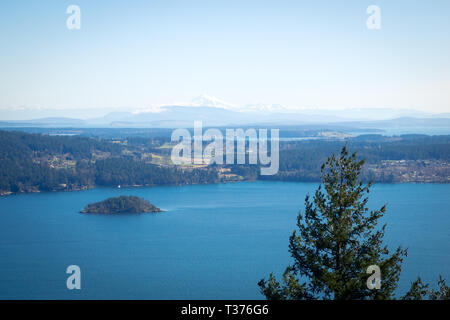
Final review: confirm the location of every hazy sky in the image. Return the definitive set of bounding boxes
[0,0,449,113]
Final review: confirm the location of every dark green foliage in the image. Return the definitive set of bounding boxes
[94,158,218,187]
[402,277,429,300]
[258,146,408,300]
[0,130,121,193]
[0,129,122,159]
[257,136,450,183]
[0,130,219,194]
[81,195,162,214]
[1,130,449,194]
[403,276,450,300]
[226,165,259,180]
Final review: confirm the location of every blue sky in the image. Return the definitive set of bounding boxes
[0,0,449,113]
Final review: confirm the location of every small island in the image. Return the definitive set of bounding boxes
[81,195,163,214]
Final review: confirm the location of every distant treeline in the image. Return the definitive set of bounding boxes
[0,130,218,194]
[1,130,450,195]
[227,135,450,183]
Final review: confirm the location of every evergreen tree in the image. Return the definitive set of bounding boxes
[403,276,450,300]
[258,146,407,299]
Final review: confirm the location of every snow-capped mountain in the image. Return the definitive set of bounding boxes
[189,94,238,110]
[2,94,448,129]
[188,94,291,113]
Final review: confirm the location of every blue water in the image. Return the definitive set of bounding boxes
[0,181,449,299]
[354,127,450,136]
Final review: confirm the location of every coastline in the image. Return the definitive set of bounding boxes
[2,178,449,197]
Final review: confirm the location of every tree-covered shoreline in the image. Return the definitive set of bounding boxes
[0,130,219,195]
[1,129,449,196]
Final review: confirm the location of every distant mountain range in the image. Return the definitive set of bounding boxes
[0,94,449,131]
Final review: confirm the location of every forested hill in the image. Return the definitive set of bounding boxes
[80,196,162,214]
[256,135,450,183]
[1,130,450,195]
[0,130,218,195]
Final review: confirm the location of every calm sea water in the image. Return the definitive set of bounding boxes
[0,181,449,299]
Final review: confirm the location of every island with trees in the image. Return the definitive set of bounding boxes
[81,195,163,214]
